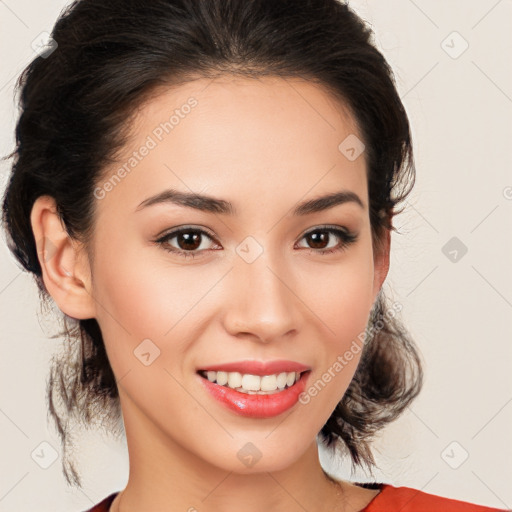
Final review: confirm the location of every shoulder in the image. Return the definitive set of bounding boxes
[82,492,119,512]
[363,484,508,512]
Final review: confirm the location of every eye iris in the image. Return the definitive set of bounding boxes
[178,232,201,250]
[308,231,329,249]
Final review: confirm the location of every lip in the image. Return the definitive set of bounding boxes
[197,369,312,419]
[198,359,311,376]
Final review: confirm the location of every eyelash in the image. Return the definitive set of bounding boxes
[154,225,358,260]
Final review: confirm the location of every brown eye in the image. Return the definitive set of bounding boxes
[174,231,202,251]
[306,230,331,250]
[297,226,358,255]
[155,227,219,259]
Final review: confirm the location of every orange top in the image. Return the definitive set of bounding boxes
[84,484,508,511]
[363,484,507,511]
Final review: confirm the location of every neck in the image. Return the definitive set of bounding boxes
[113,472,344,512]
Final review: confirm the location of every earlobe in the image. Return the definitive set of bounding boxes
[30,195,96,320]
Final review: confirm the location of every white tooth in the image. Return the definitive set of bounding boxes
[260,374,278,391]
[207,370,302,392]
[276,372,288,389]
[228,372,242,389]
[241,374,261,391]
[216,371,228,386]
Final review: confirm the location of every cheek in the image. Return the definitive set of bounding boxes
[299,239,376,345]
[90,241,224,374]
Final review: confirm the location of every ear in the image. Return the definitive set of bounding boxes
[372,227,391,301]
[30,195,96,320]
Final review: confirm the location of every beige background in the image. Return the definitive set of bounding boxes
[1,0,511,510]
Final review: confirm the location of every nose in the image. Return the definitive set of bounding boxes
[222,250,301,343]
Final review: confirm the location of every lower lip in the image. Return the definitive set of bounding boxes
[198,371,311,419]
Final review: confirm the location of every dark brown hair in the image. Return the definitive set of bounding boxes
[2,0,422,487]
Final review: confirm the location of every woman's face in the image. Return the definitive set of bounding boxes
[84,76,389,473]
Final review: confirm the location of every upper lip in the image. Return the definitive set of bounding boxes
[198,360,311,376]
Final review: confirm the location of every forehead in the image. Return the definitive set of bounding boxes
[96,75,367,214]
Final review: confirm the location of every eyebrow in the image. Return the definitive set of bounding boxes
[135,188,365,216]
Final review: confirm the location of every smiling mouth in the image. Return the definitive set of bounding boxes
[197,369,310,395]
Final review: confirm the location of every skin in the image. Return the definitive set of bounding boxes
[30,76,390,512]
